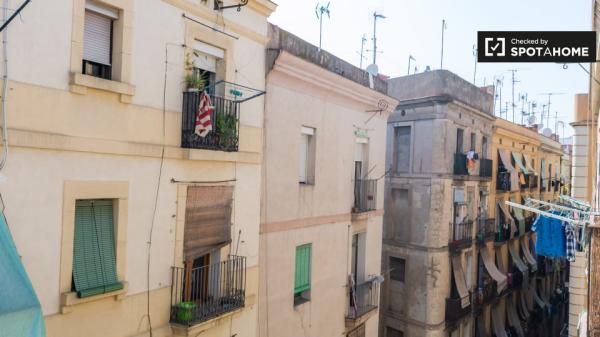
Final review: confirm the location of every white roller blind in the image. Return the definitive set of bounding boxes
[299,134,309,183]
[84,10,112,66]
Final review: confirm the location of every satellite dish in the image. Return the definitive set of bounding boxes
[542,128,552,137]
[528,115,537,125]
[366,64,379,76]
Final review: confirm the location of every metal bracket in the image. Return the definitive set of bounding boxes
[214,0,249,12]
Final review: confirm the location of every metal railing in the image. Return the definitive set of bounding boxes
[445,294,471,322]
[496,171,511,192]
[453,153,469,175]
[347,280,379,320]
[449,220,473,250]
[474,279,497,307]
[353,179,377,213]
[495,222,511,243]
[520,174,530,190]
[170,255,246,326]
[181,91,241,152]
[529,175,539,190]
[479,158,493,178]
[476,218,496,243]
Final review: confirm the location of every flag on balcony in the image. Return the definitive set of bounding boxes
[194,91,214,138]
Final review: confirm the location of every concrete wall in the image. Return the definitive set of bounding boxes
[1,0,275,336]
[259,48,396,337]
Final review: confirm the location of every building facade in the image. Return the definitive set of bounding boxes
[381,70,495,337]
[0,0,276,336]
[258,25,397,337]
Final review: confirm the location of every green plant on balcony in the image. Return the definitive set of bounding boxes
[216,113,238,147]
[176,301,196,322]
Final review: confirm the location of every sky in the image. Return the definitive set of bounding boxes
[269,0,592,138]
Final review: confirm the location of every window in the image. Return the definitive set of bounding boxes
[72,199,123,298]
[393,126,411,174]
[192,41,225,92]
[470,132,476,151]
[392,188,409,240]
[351,233,366,284]
[83,3,118,80]
[386,327,404,337]
[299,127,316,184]
[347,324,365,337]
[465,253,473,289]
[389,256,405,282]
[456,128,464,154]
[482,136,488,159]
[294,244,312,305]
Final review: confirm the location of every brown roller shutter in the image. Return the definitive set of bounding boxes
[184,185,233,260]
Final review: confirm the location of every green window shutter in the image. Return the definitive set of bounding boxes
[294,244,311,294]
[72,200,123,298]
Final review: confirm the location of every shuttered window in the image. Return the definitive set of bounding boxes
[294,244,311,294]
[72,200,123,298]
[83,10,113,66]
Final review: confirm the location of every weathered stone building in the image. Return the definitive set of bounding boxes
[381,70,495,337]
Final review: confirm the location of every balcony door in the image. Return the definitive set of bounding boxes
[351,232,366,284]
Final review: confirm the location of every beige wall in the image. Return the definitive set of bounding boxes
[259,51,396,337]
[1,0,275,336]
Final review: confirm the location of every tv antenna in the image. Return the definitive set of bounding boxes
[371,11,386,65]
[357,35,367,68]
[315,2,331,51]
[538,92,565,131]
[407,55,415,75]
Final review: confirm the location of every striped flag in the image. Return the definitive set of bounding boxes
[194,91,214,138]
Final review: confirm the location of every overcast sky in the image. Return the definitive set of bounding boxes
[269,0,592,138]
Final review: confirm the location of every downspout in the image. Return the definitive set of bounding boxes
[0,0,9,171]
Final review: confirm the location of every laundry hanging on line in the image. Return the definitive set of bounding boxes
[532,213,577,262]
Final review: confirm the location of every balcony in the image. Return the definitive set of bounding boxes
[529,175,539,190]
[346,280,379,325]
[476,218,496,244]
[353,179,377,213]
[496,171,511,192]
[525,216,534,233]
[181,91,240,152]
[473,280,497,309]
[520,174,530,190]
[479,158,493,178]
[170,256,246,326]
[445,295,471,322]
[494,222,510,244]
[454,153,469,175]
[449,220,473,252]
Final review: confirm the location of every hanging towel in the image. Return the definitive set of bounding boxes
[194,91,214,138]
[565,224,576,262]
[533,215,566,258]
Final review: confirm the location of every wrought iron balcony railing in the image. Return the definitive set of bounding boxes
[449,220,473,251]
[476,218,496,243]
[347,280,379,320]
[454,153,469,175]
[494,222,511,243]
[181,91,240,152]
[479,158,493,178]
[445,294,471,322]
[170,255,246,326]
[529,175,539,190]
[496,171,511,192]
[353,179,377,213]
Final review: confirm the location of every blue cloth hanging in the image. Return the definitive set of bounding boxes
[0,211,46,337]
[532,215,566,258]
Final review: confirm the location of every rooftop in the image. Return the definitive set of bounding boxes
[266,24,388,95]
[387,70,494,116]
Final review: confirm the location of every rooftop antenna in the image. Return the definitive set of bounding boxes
[440,19,447,69]
[357,35,367,68]
[519,93,528,125]
[538,92,565,132]
[315,2,331,51]
[372,11,386,65]
[472,44,477,84]
[407,55,415,75]
[507,69,521,123]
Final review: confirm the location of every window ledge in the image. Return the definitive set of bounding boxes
[60,281,128,314]
[70,73,135,103]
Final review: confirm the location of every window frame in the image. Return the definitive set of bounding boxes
[299,126,316,185]
[294,243,312,305]
[389,256,406,282]
[82,8,115,80]
[393,125,412,174]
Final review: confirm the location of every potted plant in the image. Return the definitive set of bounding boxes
[176,301,196,322]
[216,113,238,148]
[184,73,205,92]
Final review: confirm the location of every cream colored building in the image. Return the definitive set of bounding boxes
[0,0,275,336]
[258,25,397,337]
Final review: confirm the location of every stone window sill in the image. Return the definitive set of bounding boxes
[70,73,135,103]
[60,281,128,314]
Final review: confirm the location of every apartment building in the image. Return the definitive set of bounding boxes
[258,25,398,337]
[489,118,568,337]
[381,70,496,337]
[0,1,275,337]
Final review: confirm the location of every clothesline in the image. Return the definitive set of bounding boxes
[505,196,600,229]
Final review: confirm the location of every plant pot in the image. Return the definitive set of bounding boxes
[176,301,196,322]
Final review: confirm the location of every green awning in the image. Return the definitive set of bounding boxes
[512,152,528,174]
